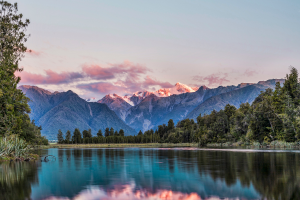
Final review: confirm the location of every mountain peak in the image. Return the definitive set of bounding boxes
[174,82,196,93]
[18,85,53,95]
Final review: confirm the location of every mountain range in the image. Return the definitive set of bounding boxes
[19,85,136,139]
[19,79,284,138]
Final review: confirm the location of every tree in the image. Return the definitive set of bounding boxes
[72,128,82,144]
[119,129,124,136]
[97,129,103,137]
[105,128,110,137]
[114,130,119,136]
[82,129,92,138]
[109,127,114,136]
[283,67,300,106]
[167,119,175,131]
[0,1,32,137]
[65,130,71,143]
[138,130,143,136]
[57,129,64,144]
[224,104,237,120]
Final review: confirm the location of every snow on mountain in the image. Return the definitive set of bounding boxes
[85,97,97,102]
[154,82,199,97]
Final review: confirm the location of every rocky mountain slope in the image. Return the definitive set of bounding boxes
[124,84,238,132]
[97,94,132,121]
[96,82,200,122]
[186,79,284,120]
[123,79,284,132]
[19,79,284,137]
[19,86,136,139]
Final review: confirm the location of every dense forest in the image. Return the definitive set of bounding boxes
[0,1,48,149]
[57,67,300,146]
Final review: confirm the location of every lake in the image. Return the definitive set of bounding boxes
[1,148,300,200]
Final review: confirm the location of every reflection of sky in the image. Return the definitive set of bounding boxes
[30,149,260,200]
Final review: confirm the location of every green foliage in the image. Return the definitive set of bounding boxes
[65,130,71,143]
[167,119,174,131]
[119,129,124,137]
[0,135,29,158]
[104,128,109,137]
[72,128,82,144]
[0,1,48,145]
[97,129,103,137]
[82,129,92,139]
[57,129,63,144]
[109,127,114,136]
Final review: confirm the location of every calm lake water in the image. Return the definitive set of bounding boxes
[1,148,300,200]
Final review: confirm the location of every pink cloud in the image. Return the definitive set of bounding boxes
[244,69,257,77]
[17,61,173,96]
[82,61,150,81]
[82,65,115,80]
[142,76,173,89]
[26,49,41,56]
[16,70,83,84]
[77,82,126,95]
[193,73,230,86]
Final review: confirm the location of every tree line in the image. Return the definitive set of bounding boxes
[58,67,300,146]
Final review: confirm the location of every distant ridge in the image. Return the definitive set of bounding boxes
[19,85,137,139]
[19,78,284,136]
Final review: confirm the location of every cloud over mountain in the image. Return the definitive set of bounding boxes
[192,72,230,87]
[17,60,174,96]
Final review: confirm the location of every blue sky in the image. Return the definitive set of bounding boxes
[16,0,300,99]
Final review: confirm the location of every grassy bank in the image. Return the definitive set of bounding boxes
[48,140,300,149]
[0,136,40,161]
[49,143,199,148]
[207,140,300,149]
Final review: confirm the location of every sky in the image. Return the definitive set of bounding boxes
[14,0,300,99]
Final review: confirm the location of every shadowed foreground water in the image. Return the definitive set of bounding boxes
[1,148,300,200]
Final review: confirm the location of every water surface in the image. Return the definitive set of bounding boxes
[1,148,300,200]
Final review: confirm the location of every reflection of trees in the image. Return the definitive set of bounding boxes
[92,149,300,199]
[0,161,39,200]
[174,150,300,200]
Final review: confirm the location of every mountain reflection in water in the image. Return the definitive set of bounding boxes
[1,148,300,200]
[44,185,203,200]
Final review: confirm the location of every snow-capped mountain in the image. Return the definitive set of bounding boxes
[96,82,199,121]
[97,94,132,121]
[155,82,199,97]
[85,97,97,102]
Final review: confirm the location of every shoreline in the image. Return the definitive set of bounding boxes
[48,143,199,148]
[47,141,300,149]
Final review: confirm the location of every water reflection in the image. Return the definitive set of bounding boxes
[0,161,39,200]
[44,185,203,200]
[1,148,300,199]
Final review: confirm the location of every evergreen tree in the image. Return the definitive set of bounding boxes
[138,130,143,136]
[114,130,119,136]
[167,119,175,131]
[109,127,114,136]
[97,129,103,137]
[119,129,125,136]
[105,127,110,137]
[283,67,300,106]
[82,129,92,138]
[73,128,82,144]
[0,2,36,139]
[65,130,71,143]
[57,129,64,144]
